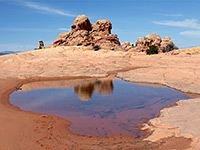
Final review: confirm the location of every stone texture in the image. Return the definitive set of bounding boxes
[1,46,200,149]
[121,42,134,51]
[71,15,92,31]
[142,99,200,149]
[47,15,122,51]
[39,41,45,49]
[145,33,162,47]
[160,36,174,50]
[133,33,176,53]
[91,20,112,35]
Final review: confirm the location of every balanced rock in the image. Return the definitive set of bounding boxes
[47,15,123,51]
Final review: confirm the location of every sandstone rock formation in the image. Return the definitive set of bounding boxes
[121,42,134,51]
[47,15,123,51]
[132,33,176,53]
[39,41,45,49]
[145,33,162,47]
[160,36,175,50]
[46,15,176,53]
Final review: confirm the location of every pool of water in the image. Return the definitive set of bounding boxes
[10,79,191,137]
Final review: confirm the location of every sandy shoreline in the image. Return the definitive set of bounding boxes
[1,47,200,149]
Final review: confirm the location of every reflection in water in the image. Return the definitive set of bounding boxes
[74,80,113,101]
[74,83,94,101]
[10,79,191,137]
[95,80,113,96]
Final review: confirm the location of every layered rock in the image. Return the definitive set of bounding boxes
[133,33,176,53]
[160,36,174,50]
[47,15,123,51]
[145,33,162,47]
[121,42,134,51]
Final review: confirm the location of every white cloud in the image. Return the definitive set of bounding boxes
[57,28,70,31]
[0,27,58,32]
[153,19,200,29]
[166,14,183,17]
[180,30,200,37]
[154,13,183,17]
[8,0,76,17]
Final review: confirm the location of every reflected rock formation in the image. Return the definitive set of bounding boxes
[74,83,94,101]
[94,80,113,96]
[74,80,113,101]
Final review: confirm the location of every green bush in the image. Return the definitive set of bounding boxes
[93,45,101,51]
[146,45,159,55]
[162,44,177,53]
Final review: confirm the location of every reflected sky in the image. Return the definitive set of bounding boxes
[10,79,191,137]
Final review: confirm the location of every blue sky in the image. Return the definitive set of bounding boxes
[0,0,200,52]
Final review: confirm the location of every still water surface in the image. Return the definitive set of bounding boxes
[10,79,191,137]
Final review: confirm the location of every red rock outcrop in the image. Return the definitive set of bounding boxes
[47,15,123,51]
[121,42,134,51]
[39,41,45,49]
[160,36,174,50]
[132,33,176,53]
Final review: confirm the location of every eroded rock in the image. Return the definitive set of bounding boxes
[39,41,45,49]
[121,42,134,51]
[71,15,92,31]
[134,33,176,53]
[48,15,122,51]
[160,36,174,50]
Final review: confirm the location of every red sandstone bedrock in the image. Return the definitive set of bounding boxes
[0,77,192,150]
[1,46,200,149]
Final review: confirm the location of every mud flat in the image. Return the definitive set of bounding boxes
[0,46,200,149]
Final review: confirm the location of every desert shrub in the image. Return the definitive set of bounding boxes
[146,45,159,55]
[93,45,101,51]
[162,44,178,53]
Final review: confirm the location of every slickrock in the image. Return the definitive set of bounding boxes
[141,99,200,149]
[1,46,200,149]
